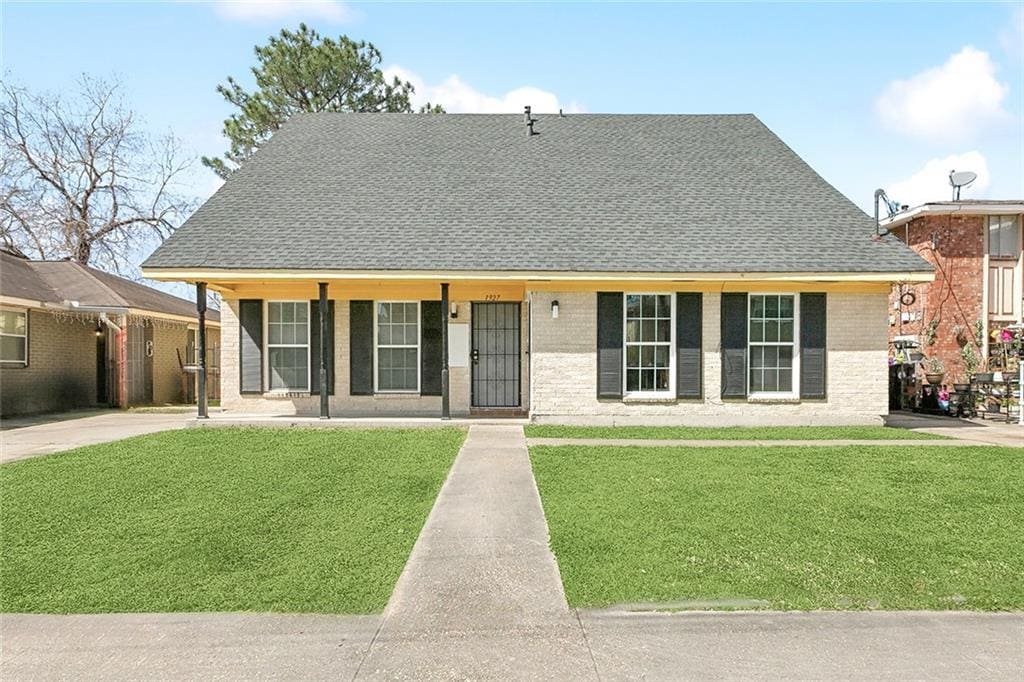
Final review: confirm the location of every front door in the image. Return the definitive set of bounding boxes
[471,302,521,408]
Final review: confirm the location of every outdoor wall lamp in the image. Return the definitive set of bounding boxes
[551,300,559,319]
[450,302,458,319]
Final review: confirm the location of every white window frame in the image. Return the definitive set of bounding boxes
[263,300,311,393]
[987,215,1021,259]
[0,306,28,366]
[374,300,421,394]
[622,292,676,398]
[747,293,800,399]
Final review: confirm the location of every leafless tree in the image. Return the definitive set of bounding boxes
[0,76,195,273]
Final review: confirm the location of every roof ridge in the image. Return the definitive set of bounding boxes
[67,261,131,307]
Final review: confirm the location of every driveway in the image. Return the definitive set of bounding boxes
[1,411,188,464]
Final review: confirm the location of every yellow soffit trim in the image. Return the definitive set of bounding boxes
[141,268,935,284]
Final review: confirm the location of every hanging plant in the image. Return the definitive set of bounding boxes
[960,344,980,378]
[924,319,939,347]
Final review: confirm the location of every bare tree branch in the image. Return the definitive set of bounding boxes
[0,75,196,273]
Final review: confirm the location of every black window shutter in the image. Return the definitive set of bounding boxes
[720,293,748,398]
[596,292,624,399]
[239,299,263,394]
[800,293,827,399]
[310,299,335,395]
[676,293,702,399]
[350,300,374,395]
[420,300,443,396]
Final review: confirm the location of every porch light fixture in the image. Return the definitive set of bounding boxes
[551,300,559,319]
[450,302,458,319]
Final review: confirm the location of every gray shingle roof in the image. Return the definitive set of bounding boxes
[145,113,931,274]
[0,250,218,321]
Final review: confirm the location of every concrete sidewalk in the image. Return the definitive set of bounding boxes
[3,611,1020,680]
[1,411,189,464]
[527,437,1003,448]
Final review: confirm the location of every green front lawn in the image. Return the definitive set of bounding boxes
[1,427,465,614]
[525,425,945,440]
[531,444,1023,610]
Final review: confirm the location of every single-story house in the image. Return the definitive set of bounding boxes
[0,249,221,416]
[142,112,932,425]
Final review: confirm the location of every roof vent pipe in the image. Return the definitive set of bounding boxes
[524,105,537,136]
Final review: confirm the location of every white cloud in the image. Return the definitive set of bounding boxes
[385,66,584,114]
[886,151,990,208]
[875,47,1008,142]
[213,1,352,24]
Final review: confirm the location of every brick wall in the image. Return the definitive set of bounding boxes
[529,290,888,425]
[887,214,985,382]
[0,310,98,416]
[220,298,476,417]
[151,323,188,405]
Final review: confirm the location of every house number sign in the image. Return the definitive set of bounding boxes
[484,294,501,301]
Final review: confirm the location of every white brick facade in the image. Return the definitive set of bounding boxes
[220,290,887,424]
[529,290,888,425]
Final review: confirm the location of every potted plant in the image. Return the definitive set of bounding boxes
[924,357,945,385]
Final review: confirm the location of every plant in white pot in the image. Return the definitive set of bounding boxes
[924,357,945,385]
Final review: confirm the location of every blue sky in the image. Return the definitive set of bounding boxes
[3,1,1022,271]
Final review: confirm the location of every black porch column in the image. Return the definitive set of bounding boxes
[319,282,330,419]
[441,282,450,420]
[196,281,208,419]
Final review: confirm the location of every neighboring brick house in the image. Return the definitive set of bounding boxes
[881,201,1023,383]
[142,113,932,425]
[0,250,220,417]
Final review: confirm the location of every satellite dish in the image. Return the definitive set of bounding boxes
[949,170,978,200]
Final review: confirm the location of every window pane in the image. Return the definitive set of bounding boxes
[655,369,669,390]
[750,346,763,368]
[626,320,640,342]
[751,296,764,318]
[780,320,794,343]
[641,346,654,368]
[626,369,639,392]
[764,346,779,367]
[655,295,671,317]
[779,347,793,368]
[378,303,391,323]
[765,296,779,318]
[641,295,655,317]
[763,369,778,392]
[764,320,779,343]
[641,320,655,342]
[750,368,763,392]
[626,295,641,319]
[295,304,307,323]
[778,369,793,392]
[656,319,671,342]
[655,346,669,368]
[294,321,308,344]
[281,303,294,323]
[641,370,655,390]
[0,311,25,335]
[378,324,391,345]
[779,296,794,319]
[268,324,282,345]
[268,347,308,390]
[1,335,26,362]
[750,320,764,343]
[626,345,639,367]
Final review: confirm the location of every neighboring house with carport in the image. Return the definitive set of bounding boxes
[0,250,221,417]
[142,112,932,425]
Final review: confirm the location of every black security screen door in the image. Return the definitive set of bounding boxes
[471,302,521,408]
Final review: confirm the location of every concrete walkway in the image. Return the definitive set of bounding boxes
[1,411,189,464]
[355,424,596,679]
[885,412,1023,447]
